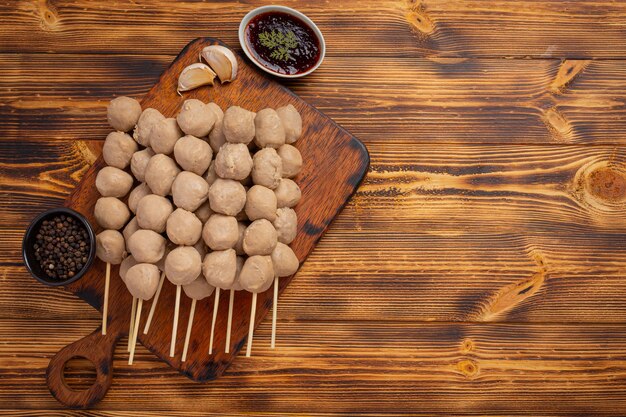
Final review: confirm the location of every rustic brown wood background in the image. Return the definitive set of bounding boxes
[2,1,626,415]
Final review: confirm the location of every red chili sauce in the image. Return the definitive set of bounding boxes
[245,11,321,76]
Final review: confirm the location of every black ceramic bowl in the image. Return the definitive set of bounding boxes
[22,207,96,286]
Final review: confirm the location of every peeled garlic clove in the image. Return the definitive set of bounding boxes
[177,63,216,94]
[200,45,238,83]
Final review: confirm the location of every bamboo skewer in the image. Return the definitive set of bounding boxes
[170,284,181,357]
[181,298,197,362]
[127,296,137,352]
[209,287,221,355]
[271,276,279,349]
[102,262,111,335]
[246,292,258,357]
[128,299,143,365]
[225,289,235,354]
[144,271,165,334]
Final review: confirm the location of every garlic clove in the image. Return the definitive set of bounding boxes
[200,45,238,83]
[177,63,216,94]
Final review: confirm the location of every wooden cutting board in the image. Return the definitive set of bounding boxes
[46,37,369,409]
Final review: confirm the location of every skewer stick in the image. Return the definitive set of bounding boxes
[181,298,197,362]
[208,287,221,355]
[246,292,257,357]
[271,276,279,349]
[128,299,143,365]
[170,284,181,357]
[102,262,111,335]
[127,296,137,352]
[225,289,235,353]
[144,271,165,334]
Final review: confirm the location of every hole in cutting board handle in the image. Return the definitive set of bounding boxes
[62,356,98,391]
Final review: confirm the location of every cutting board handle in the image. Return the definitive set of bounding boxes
[46,326,121,409]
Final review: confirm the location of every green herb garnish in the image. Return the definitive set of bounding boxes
[259,30,299,61]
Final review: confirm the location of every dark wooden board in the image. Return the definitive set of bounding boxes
[45,37,369,408]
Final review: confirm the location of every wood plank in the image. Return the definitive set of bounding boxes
[1,319,626,415]
[0,55,626,144]
[3,55,626,145]
[2,1,626,58]
[4,140,626,322]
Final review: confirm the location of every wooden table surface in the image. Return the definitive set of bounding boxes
[2,1,626,415]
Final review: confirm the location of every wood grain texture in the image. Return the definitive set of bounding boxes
[4,0,626,414]
[3,140,626,324]
[1,319,626,415]
[3,54,626,144]
[2,0,626,58]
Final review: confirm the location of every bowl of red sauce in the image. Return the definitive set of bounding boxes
[239,6,325,78]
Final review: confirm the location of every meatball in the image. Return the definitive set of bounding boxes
[277,144,302,178]
[174,135,213,176]
[176,99,215,137]
[276,104,302,144]
[245,185,277,221]
[128,183,152,214]
[144,154,181,196]
[214,143,252,181]
[136,194,173,233]
[202,248,237,289]
[271,242,299,277]
[94,197,130,230]
[103,131,138,169]
[223,106,255,144]
[148,117,183,155]
[252,148,282,189]
[107,96,142,132]
[183,275,215,300]
[171,171,209,212]
[273,207,297,244]
[202,214,238,250]
[125,263,160,300]
[130,148,155,183]
[238,255,274,293]
[254,108,285,149]
[165,246,202,286]
[96,230,126,264]
[274,178,301,208]
[243,219,278,256]
[95,166,133,198]
[208,178,246,216]
[134,108,165,147]
[166,208,202,246]
[127,229,166,263]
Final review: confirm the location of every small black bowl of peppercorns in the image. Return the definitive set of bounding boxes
[22,208,96,286]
